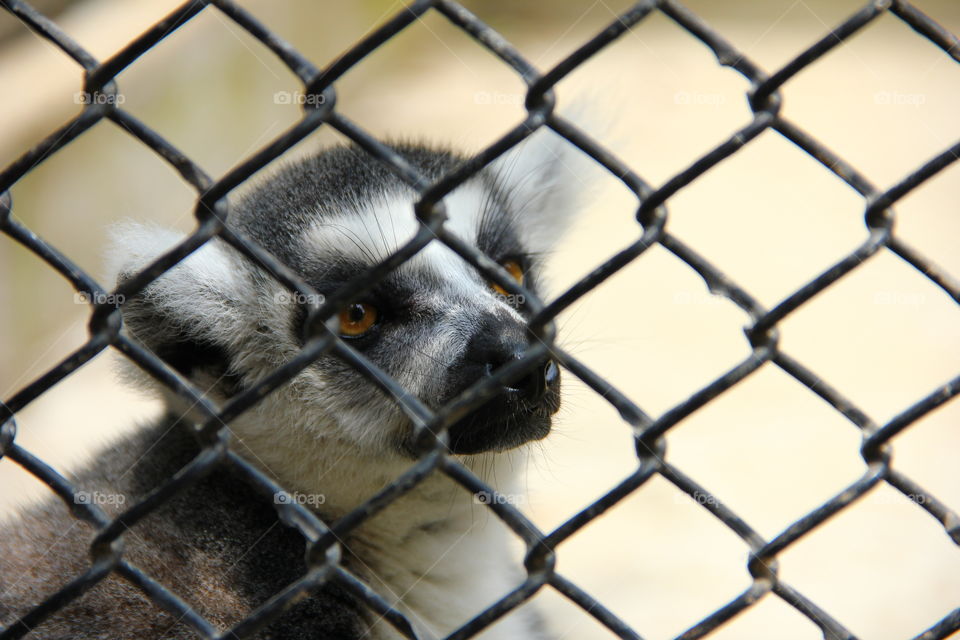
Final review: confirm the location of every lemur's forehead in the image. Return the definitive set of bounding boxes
[301,182,493,292]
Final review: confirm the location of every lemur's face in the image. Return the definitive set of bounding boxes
[112,135,587,459]
[286,184,561,455]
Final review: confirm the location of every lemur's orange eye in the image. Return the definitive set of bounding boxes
[492,259,524,296]
[338,303,378,337]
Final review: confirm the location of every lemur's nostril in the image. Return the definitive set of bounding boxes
[484,353,525,393]
[497,358,558,401]
[526,359,558,400]
[544,359,559,386]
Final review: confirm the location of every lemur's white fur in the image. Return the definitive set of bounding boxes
[236,187,536,638]
[94,127,597,638]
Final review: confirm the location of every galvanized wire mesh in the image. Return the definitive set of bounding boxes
[1,0,958,638]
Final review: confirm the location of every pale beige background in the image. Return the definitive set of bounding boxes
[0,1,958,639]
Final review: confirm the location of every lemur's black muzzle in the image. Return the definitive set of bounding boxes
[445,312,561,454]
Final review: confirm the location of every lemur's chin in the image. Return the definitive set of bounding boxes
[446,380,561,455]
[447,410,553,455]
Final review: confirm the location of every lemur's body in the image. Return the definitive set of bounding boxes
[0,133,588,638]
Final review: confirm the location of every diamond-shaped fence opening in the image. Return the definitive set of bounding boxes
[0,1,958,639]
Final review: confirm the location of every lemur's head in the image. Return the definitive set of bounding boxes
[110,130,589,459]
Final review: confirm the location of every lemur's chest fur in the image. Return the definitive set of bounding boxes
[0,418,548,638]
[354,514,543,640]
[235,416,549,639]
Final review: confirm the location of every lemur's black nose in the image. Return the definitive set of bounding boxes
[467,315,558,402]
[481,352,557,401]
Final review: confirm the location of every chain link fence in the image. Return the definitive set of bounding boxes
[1,0,958,638]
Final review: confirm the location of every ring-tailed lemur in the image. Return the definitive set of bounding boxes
[0,129,590,639]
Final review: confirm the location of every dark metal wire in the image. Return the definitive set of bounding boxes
[1,0,957,638]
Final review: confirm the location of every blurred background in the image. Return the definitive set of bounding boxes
[1,1,958,638]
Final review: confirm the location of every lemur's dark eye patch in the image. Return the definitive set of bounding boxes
[339,302,378,337]
[491,259,524,296]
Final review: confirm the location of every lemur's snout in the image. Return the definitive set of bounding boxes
[445,312,561,455]
[465,311,559,401]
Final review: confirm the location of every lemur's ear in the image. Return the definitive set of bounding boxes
[487,123,600,255]
[105,222,248,384]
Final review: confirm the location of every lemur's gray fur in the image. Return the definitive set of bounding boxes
[0,129,590,639]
